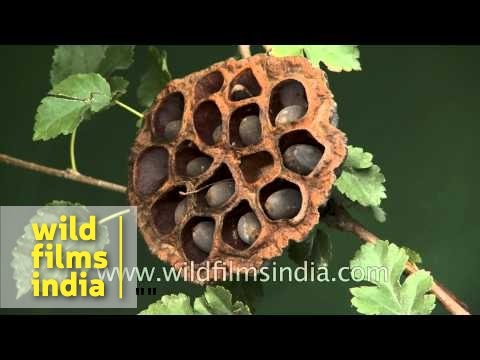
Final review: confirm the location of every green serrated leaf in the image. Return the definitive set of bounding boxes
[98,45,135,76]
[194,286,251,315]
[270,45,361,72]
[33,73,112,141]
[335,146,386,208]
[288,225,332,267]
[109,76,129,99]
[50,45,106,85]
[349,240,435,315]
[137,47,171,108]
[344,146,373,169]
[11,204,109,299]
[335,165,386,207]
[402,246,423,265]
[371,206,387,223]
[138,293,194,315]
[50,45,135,86]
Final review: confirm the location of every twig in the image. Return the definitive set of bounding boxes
[322,201,471,315]
[0,153,127,194]
[238,45,251,59]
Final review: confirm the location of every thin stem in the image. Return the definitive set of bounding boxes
[70,127,78,173]
[114,100,144,119]
[322,201,471,315]
[0,153,126,194]
[238,45,251,59]
[98,209,131,225]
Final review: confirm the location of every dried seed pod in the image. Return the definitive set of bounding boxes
[192,221,215,253]
[237,212,261,244]
[275,105,307,126]
[164,120,182,141]
[212,125,222,143]
[205,180,235,208]
[128,54,347,284]
[264,189,302,220]
[239,115,261,145]
[174,198,187,225]
[186,157,213,177]
[283,144,323,175]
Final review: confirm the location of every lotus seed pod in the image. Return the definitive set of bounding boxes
[279,81,307,107]
[237,212,261,245]
[128,54,348,284]
[275,105,307,126]
[192,221,215,253]
[163,120,182,141]
[264,188,302,220]
[230,84,252,101]
[205,180,235,208]
[174,198,187,225]
[212,125,222,143]
[283,144,323,175]
[186,157,213,177]
[239,115,261,145]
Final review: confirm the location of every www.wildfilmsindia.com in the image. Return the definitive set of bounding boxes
[96,261,388,284]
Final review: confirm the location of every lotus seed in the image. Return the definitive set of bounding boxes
[283,144,323,175]
[164,120,181,141]
[186,157,212,177]
[237,212,261,244]
[192,221,214,253]
[212,125,222,143]
[174,198,187,225]
[275,105,307,126]
[205,180,235,208]
[239,115,261,145]
[264,188,302,220]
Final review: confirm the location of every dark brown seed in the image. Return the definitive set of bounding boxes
[237,212,261,244]
[283,144,323,175]
[186,157,212,177]
[174,198,187,225]
[239,115,261,145]
[163,120,182,141]
[192,221,215,253]
[264,189,302,220]
[205,180,235,208]
[275,105,307,126]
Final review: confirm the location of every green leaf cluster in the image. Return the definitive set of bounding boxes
[34,45,136,141]
[139,285,251,315]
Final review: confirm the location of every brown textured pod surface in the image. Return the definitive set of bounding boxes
[128,54,348,283]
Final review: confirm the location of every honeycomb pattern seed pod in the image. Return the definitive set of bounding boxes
[128,54,348,284]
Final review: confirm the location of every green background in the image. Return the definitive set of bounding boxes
[0,45,478,315]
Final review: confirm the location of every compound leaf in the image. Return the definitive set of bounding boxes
[349,240,435,315]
